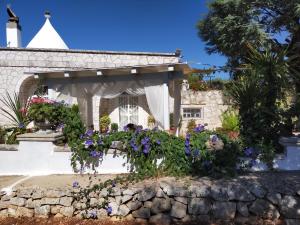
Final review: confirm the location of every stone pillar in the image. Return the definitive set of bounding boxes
[92,96,101,130]
[163,76,170,130]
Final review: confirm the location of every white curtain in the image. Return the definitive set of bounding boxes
[47,74,167,128]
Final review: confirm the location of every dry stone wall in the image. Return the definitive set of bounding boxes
[0,177,299,224]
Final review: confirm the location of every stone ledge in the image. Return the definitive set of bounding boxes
[17,132,64,142]
[0,144,18,151]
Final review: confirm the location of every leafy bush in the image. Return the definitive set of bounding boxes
[225,45,291,156]
[110,123,118,132]
[221,109,239,132]
[71,126,241,178]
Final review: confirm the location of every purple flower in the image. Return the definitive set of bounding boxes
[152,127,158,131]
[185,139,190,147]
[112,180,116,187]
[193,149,200,157]
[143,144,151,154]
[86,129,94,137]
[185,146,191,156]
[18,122,25,129]
[90,150,103,158]
[249,159,257,167]
[80,134,84,139]
[57,123,65,130]
[141,137,150,145]
[123,126,129,131]
[194,124,205,133]
[186,134,191,140]
[85,139,94,146]
[89,211,97,219]
[244,147,254,157]
[72,181,79,188]
[98,139,103,145]
[211,135,218,143]
[156,140,161,145]
[106,206,112,215]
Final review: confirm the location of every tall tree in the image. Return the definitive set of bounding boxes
[198,0,300,77]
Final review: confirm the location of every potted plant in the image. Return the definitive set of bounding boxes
[27,97,57,131]
[100,114,111,133]
[147,115,156,129]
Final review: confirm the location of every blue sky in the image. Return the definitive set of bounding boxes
[0,0,229,79]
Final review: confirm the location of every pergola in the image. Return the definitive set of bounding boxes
[28,63,189,132]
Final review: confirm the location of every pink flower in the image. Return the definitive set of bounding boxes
[19,107,27,115]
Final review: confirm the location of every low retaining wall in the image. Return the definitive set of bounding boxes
[0,177,299,224]
[0,141,130,175]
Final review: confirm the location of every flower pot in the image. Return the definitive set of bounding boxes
[35,120,53,131]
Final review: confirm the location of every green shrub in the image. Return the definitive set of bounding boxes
[0,127,6,144]
[110,123,118,132]
[71,127,241,178]
[187,119,196,133]
[221,109,239,132]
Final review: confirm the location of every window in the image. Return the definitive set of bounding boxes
[183,108,203,119]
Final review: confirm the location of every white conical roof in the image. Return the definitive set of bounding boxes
[27,14,68,49]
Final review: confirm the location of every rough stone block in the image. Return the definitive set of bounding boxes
[16,207,34,217]
[60,206,74,217]
[212,202,236,219]
[171,201,187,219]
[10,197,26,207]
[237,202,249,217]
[34,205,50,217]
[151,197,171,214]
[59,197,73,207]
[249,199,280,220]
[41,197,60,205]
[149,214,171,225]
[126,200,142,211]
[132,207,151,219]
[188,198,211,215]
[137,186,156,201]
[280,195,300,219]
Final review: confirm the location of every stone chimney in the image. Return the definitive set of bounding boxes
[6,6,22,47]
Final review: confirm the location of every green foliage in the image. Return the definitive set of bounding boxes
[62,104,85,144]
[221,109,239,132]
[28,102,56,123]
[225,44,291,158]
[100,114,111,131]
[71,128,241,178]
[0,127,5,144]
[0,92,29,127]
[198,0,300,76]
[186,120,196,133]
[110,123,118,132]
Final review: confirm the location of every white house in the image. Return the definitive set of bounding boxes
[0,10,189,132]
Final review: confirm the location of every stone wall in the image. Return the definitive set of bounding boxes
[0,47,179,126]
[180,90,229,134]
[0,176,299,224]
